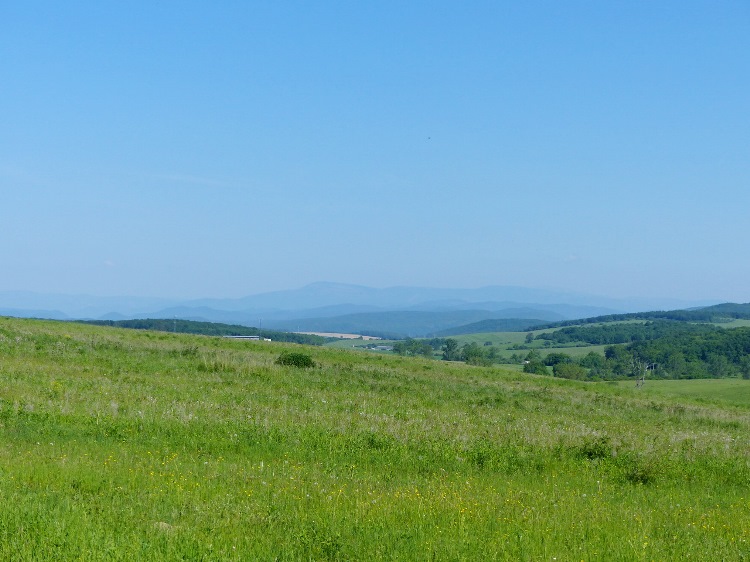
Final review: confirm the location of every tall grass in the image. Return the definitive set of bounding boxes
[0,317,748,559]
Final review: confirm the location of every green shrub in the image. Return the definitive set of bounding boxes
[572,435,612,460]
[523,360,549,375]
[553,362,588,380]
[275,351,316,368]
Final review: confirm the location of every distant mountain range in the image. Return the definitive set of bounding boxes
[0,282,722,338]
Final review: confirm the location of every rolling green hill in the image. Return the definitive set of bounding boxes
[79,318,329,345]
[0,316,748,559]
[530,302,750,330]
[533,319,720,345]
[418,304,750,380]
[431,318,547,336]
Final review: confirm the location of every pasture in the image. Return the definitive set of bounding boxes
[0,317,748,560]
[618,378,750,409]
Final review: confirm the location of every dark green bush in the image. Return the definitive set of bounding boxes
[523,360,549,375]
[275,352,316,368]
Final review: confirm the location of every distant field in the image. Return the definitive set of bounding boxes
[447,331,528,347]
[615,378,750,408]
[715,319,750,328]
[538,343,610,357]
[324,338,398,350]
[296,331,381,340]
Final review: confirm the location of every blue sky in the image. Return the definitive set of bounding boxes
[2,2,749,301]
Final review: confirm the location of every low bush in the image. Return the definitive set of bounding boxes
[275,351,316,368]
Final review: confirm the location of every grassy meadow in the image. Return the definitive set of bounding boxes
[1,317,749,560]
[617,378,750,408]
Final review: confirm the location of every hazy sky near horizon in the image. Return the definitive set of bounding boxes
[2,2,749,302]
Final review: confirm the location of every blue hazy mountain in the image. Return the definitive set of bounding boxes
[0,282,721,337]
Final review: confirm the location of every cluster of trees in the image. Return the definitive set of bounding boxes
[534,320,719,346]
[440,339,498,366]
[392,338,440,357]
[523,327,750,381]
[627,326,750,379]
[79,319,329,346]
[522,350,592,379]
[395,337,502,365]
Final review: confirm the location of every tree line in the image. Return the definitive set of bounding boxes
[392,338,499,366]
[77,319,329,346]
[524,327,750,380]
[529,302,750,331]
[533,320,719,346]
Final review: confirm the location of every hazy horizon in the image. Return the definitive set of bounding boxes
[0,280,729,312]
[3,2,748,303]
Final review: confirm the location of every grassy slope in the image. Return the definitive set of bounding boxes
[0,317,749,560]
[619,378,750,408]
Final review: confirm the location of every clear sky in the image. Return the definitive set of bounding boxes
[2,1,749,302]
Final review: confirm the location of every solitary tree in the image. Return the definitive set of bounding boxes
[442,338,461,361]
[462,342,491,366]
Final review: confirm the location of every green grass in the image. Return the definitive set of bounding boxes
[1,317,749,560]
[616,378,750,408]
[444,332,529,347]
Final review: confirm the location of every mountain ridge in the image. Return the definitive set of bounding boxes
[0,282,723,337]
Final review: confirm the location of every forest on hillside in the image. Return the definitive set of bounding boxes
[522,326,750,381]
[533,320,719,346]
[530,302,750,330]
